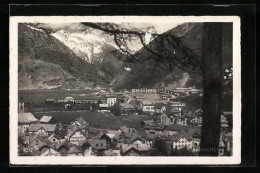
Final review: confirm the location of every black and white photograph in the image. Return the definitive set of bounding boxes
[9,16,241,165]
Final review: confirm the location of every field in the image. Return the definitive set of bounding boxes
[18,89,99,103]
[33,111,152,131]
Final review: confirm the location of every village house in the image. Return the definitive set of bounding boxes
[175,117,188,126]
[67,145,83,156]
[154,103,167,114]
[121,143,150,156]
[173,87,202,95]
[144,122,165,137]
[189,115,203,126]
[125,134,152,148]
[120,103,138,115]
[160,113,175,125]
[29,135,50,150]
[89,139,107,156]
[104,149,121,156]
[106,96,117,107]
[119,126,137,134]
[38,142,54,155]
[71,116,89,134]
[41,148,61,156]
[68,129,87,146]
[98,104,110,112]
[18,112,38,135]
[28,124,57,136]
[95,130,121,149]
[169,101,186,117]
[132,88,156,94]
[56,140,72,156]
[172,131,193,151]
[142,100,155,114]
[39,115,57,124]
[192,133,201,152]
[78,140,92,156]
[48,133,62,143]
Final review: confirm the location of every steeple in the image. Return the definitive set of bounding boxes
[18,95,25,113]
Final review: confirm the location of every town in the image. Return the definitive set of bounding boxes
[18,87,233,156]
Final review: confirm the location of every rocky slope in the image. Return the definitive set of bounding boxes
[111,22,233,91]
[18,23,110,90]
[18,22,232,91]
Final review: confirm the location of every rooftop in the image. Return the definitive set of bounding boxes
[18,113,38,124]
[89,139,106,150]
[28,124,57,132]
[39,115,53,123]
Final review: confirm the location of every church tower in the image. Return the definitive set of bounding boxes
[18,96,24,113]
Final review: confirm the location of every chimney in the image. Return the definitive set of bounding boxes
[136,144,138,148]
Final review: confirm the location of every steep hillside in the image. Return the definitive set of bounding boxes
[35,23,125,85]
[18,59,88,90]
[18,24,106,89]
[112,22,233,90]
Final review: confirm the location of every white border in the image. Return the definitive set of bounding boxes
[9,16,241,165]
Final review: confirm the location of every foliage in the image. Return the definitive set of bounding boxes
[152,137,170,156]
[111,101,121,116]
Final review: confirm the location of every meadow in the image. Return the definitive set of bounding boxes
[33,111,151,131]
[18,89,99,103]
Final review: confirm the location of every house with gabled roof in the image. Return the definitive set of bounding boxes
[160,113,175,125]
[71,116,89,135]
[119,126,136,135]
[175,117,188,126]
[39,115,57,124]
[121,143,150,156]
[192,132,201,152]
[126,134,147,145]
[29,135,50,150]
[104,149,121,156]
[68,128,87,146]
[89,139,106,156]
[120,103,138,115]
[41,148,61,156]
[189,114,203,126]
[98,104,110,112]
[172,131,193,150]
[48,133,62,143]
[18,112,38,134]
[95,130,121,149]
[154,103,167,114]
[28,124,57,136]
[142,100,155,115]
[67,144,83,156]
[56,139,72,156]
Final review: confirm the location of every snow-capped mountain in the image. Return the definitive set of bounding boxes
[51,28,117,63]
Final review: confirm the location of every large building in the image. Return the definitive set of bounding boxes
[132,88,157,94]
[106,96,117,107]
